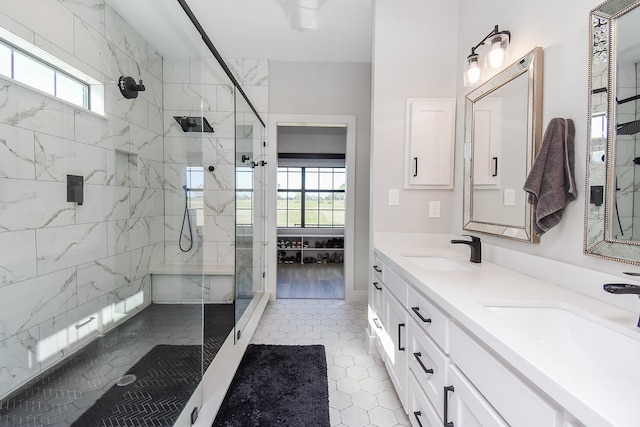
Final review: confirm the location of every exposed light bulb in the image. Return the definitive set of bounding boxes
[488,39,505,68]
[467,61,480,84]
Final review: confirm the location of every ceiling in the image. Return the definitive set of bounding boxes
[106,0,373,63]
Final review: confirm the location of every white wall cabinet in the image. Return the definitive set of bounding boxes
[370,252,582,427]
[404,98,456,189]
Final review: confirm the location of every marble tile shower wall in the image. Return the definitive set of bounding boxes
[162,57,268,266]
[0,1,164,399]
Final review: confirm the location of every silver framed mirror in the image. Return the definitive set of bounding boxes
[463,47,543,242]
[585,0,640,264]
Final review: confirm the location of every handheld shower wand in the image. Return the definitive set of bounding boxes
[179,185,194,252]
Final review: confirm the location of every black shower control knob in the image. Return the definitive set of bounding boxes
[208,166,215,172]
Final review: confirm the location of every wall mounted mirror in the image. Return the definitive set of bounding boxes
[585,0,640,264]
[463,47,543,242]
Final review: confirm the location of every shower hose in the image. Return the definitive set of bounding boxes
[180,185,193,252]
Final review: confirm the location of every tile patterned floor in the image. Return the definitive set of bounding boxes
[251,299,411,427]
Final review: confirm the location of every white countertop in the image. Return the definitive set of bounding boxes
[375,244,640,427]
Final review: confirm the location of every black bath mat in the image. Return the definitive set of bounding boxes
[72,344,200,427]
[213,344,329,427]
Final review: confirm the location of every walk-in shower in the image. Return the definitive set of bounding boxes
[0,0,267,425]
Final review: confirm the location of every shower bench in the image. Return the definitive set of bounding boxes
[149,264,234,304]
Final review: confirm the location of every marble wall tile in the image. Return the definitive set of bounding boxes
[77,253,131,304]
[164,135,204,164]
[73,15,109,76]
[243,59,269,86]
[138,70,163,109]
[148,216,164,245]
[216,241,235,265]
[0,1,74,54]
[0,326,39,397]
[163,83,211,111]
[164,238,203,265]
[215,190,235,217]
[109,276,150,324]
[35,133,107,184]
[107,217,150,255]
[0,12,35,45]
[164,59,190,84]
[74,111,130,152]
[106,88,150,129]
[36,223,108,275]
[0,83,75,140]
[37,294,107,370]
[139,158,164,189]
[242,86,269,114]
[0,268,77,341]
[148,103,164,136]
[216,84,234,112]
[147,46,163,81]
[214,137,235,165]
[205,164,235,191]
[0,122,35,179]
[130,188,163,218]
[204,215,235,242]
[0,180,75,231]
[60,0,105,35]
[0,230,37,287]
[130,124,163,162]
[104,5,148,70]
[225,59,244,85]
[191,57,227,85]
[163,164,187,194]
[205,111,235,139]
[131,242,163,281]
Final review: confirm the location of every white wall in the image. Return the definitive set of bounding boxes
[371,0,459,233]
[452,0,639,278]
[269,61,372,294]
[372,0,640,279]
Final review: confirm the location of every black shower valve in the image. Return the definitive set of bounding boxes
[118,76,146,99]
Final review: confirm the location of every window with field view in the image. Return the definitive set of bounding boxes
[277,167,345,228]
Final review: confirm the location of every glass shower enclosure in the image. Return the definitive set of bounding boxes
[0,0,267,425]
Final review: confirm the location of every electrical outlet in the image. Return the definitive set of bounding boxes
[388,189,399,206]
[429,201,441,218]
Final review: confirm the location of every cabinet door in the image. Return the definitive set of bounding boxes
[404,98,455,189]
[383,288,408,407]
[445,366,508,427]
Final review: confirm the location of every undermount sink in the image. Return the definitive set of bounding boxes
[404,256,473,272]
[485,304,640,379]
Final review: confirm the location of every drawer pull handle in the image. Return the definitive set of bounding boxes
[444,385,455,427]
[398,323,405,351]
[373,318,382,329]
[413,352,434,375]
[411,306,432,323]
[413,411,424,427]
[373,281,382,290]
[373,265,382,273]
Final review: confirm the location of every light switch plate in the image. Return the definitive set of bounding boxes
[503,189,515,206]
[388,189,399,206]
[429,201,440,218]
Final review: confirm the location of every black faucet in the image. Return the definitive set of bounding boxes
[451,235,481,263]
[603,283,640,327]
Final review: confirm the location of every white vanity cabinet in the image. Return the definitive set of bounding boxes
[368,260,386,357]
[373,253,573,427]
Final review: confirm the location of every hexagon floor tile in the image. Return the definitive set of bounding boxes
[251,299,411,427]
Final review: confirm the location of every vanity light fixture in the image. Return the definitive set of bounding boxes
[463,25,511,87]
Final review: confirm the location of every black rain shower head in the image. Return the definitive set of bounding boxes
[118,76,145,99]
[617,120,640,136]
[173,116,214,133]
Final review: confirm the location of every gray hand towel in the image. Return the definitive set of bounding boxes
[523,118,577,236]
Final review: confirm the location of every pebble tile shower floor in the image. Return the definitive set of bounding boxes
[251,299,410,427]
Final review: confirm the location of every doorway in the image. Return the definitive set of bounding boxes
[267,115,356,300]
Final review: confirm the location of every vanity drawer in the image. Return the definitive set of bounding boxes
[372,257,384,281]
[408,371,442,427]
[408,318,449,419]
[384,265,408,307]
[450,323,560,427]
[408,286,449,352]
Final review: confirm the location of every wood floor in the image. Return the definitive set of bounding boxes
[276,263,345,299]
